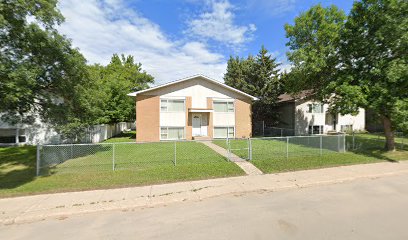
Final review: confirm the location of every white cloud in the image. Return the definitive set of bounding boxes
[58,0,227,84]
[186,0,256,48]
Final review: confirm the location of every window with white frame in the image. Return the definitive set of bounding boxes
[160,127,185,140]
[0,128,26,143]
[308,125,323,135]
[307,103,324,113]
[213,101,234,113]
[160,99,185,112]
[214,127,235,138]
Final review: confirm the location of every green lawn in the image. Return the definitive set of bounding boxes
[0,141,244,198]
[213,134,408,173]
[2,133,407,198]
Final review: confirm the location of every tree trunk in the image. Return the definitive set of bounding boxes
[382,116,396,151]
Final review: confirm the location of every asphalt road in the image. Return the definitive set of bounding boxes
[2,173,408,240]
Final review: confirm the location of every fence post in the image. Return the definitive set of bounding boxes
[248,138,252,161]
[352,131,355,150]
[262,121,265,137]
[337,134,340,152]
[343,133,346,152]
[320,135,322,156]
[286,137,289,160]
[281,129,283,137]
[36,144,40,176]
[227,138,231,161]
[174,141,177,166]
[112,143,115,171]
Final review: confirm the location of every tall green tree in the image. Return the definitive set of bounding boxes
[0,0,89,125]
[224,46,282,124]
[336,0,408,150]
[85,54,154,124]
[284,4,346,96]
[285,0,408,150]
[224,55,255,94]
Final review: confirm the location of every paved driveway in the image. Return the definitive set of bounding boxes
[2,173,408,240]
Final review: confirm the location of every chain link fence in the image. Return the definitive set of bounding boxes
[35,133,407,177]
[37,135,350,176]
[252,121,295,137]
[220,135,346,162]
[36,140,232,176]
[346,132,407,151]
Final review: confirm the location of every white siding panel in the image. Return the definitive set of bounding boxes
[150,78,242,109]
[295,100,366,135]
[162,84,232,108]
[295,101,327,135]
[338,108,365,131]
[160,112,185,127]
[213,113,235,126]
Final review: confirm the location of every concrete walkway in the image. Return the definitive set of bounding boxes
[200,141,263,175]
[1,161,408,225]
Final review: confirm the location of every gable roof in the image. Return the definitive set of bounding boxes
[278,90,315,103]
[127,74,259,100]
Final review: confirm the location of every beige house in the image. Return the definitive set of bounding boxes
[277,90,365,135]
[128,75,258,142]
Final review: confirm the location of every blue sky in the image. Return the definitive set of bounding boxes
[58,0,355,85]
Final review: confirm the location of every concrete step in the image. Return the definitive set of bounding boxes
[193,136,212,141]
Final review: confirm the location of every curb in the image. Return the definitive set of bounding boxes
[2,163,408,225]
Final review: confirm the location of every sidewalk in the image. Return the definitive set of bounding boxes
[2,161,408,225]
[200,141,263,175]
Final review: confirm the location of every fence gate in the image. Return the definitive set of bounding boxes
[226,138,252,161]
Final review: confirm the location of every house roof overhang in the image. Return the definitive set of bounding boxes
[127,74,259,101]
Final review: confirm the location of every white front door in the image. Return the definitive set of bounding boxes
[192,114,202,136]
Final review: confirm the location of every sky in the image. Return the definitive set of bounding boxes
[58,0,355,85]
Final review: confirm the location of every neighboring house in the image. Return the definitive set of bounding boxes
[0,113,61,145]
[276,90,365,135]
[0,113,135,145]
[127,75,258,142]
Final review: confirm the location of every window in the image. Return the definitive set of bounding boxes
[214,127,235,138]
[308,125,323,135]
[0,128,26,143]
[213,101,234,112]
[160,127,185,140]
[160,99,185,112]
[341,125,353,133]
[307,103,324,113]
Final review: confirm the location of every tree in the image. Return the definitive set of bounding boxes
[285,1,408,151]
[284,4,346,96]
[224,55,255,95]
[224,46,282,125]
[336,0,408,150]
[85,54,154,124]
[0,0,89,127]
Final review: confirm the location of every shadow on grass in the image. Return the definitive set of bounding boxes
[346,136,407,162]
[111,131,136,140]
[0,146,37,189]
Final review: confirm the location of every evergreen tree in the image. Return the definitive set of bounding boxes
[224,46,282,125]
